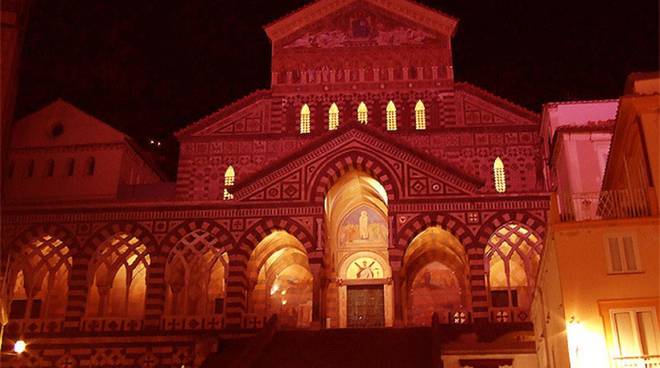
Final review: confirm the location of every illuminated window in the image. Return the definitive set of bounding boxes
[386,101,397,131]
[66,158,75,176]
[46,159,55,177]
[493,157,506,193]
[605,234,641,273]
[87,233,150,317]
[86,157,95,176]
[329,103,339,130]
[609,307,660,359]
[357,102,368,124]
[300,104,310,134]
[224,165,235,200]
[415,100,426,130]
[165,229,227,315]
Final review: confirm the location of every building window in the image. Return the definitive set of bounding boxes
[386,100,397,131]
[86,157,96,176]
[46,159,55,177]
[357,101,368,124]
[300,104,311,134]
[605,234,641,273]
[26,159,35,178]
[224,165,235,200]
[610,307,660,359]
[66,158,75,176]
[493,157,506,193]
[415,100,426,130]
[329,103,339,130]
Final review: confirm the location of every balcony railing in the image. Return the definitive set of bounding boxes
[160,314,225,331]
[489,307,530,323]
[80,317,144,332]
[5,318,64,335]
[613,355,660,368]
[557,188,652,222]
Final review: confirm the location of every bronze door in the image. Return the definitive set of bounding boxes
[347,285,384,328]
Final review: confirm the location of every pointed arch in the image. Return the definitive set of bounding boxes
[329,103,339,130]
[415,100,426,130]
[386,100,397,131]
[300,104,310,134]
[224,165,235,200]
[357,102,368,124]
[493,157,506,193]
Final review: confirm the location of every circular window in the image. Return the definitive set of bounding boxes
[51,122,64,137]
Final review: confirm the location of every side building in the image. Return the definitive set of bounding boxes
[533,72,660,368]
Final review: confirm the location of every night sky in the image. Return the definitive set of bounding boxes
[14,0,659,169]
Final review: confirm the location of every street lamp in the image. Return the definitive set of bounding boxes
[14,340,26,354]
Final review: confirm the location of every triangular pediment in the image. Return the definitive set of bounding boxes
[265,0,458,44]
[231,123,483,202]
[456,83,540,126]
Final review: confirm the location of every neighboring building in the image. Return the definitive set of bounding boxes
[1,1,551,366]
[5,99,168,203]
[533,73,659,368]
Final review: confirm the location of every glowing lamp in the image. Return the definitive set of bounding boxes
[270,284,279,295]
[282,300,287,305]
[14,340,26,354]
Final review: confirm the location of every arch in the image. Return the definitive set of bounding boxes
[338,251,392,280]
[328,103,339,130]
[357,101,368,124]
[237,217,315,256]
[309,149,401,203]
[493,157,506,193]
[476,211,546,247]
[7,224,77,320]
[386,100,397,131]
[300,104,311,134]
[395,213,476,253]
[160,220,234,256]
[82,222,158,318]
[415,100,426,130]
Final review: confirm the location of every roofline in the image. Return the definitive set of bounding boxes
[455,82,540,121]
[542,98,619,108]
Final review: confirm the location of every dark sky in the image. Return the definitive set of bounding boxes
[15,0,659,144]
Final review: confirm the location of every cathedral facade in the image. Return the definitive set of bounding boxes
[1,1,550,366]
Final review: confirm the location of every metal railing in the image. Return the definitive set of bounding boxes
[613,355,660,368]
[160,314,225,331]
[557,188,652,222]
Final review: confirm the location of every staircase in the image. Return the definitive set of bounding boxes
[202,318,442,368]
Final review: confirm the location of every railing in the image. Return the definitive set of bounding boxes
[80,317,144,332]
[242,313,268,329]
[489,307,530,323]
[160,314,225,331]
[5,318,64,335]
[613,355,660,368]
[557,188,652,222]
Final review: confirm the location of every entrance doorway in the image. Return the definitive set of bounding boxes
[347,284,384,328]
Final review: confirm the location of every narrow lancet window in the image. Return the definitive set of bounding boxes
[494,157,506,193]
[357,102,368,124]
[329,103,339,130]
[86,157,96,176]
[300,104,310,134]
[46,159,55,177]
[224,165,235,200]
[386,101,397,131]
[66,158,75,176]
[415,100,426,130]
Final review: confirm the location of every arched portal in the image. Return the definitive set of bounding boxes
[402,226,471,325]
[324,170,392,328]
[247,231,313,328]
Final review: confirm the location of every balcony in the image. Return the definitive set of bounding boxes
[613,355,660,368]
[556,188,655,222]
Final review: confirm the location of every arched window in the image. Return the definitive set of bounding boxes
[485,223,542,317]
[86,157,95,176]
[493,157,506,193]
[329,103,339,130]
[386,101,397,131]
[9,234,71,319]
[87,233,150,317]
[165,229,228,316]
[66,158,75,176]
[357,102,368,124]
[415,100,426,130]
[300,104,311,134]
[26,159,35,178]
[224,165,235,200]
[45,159,55,177]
